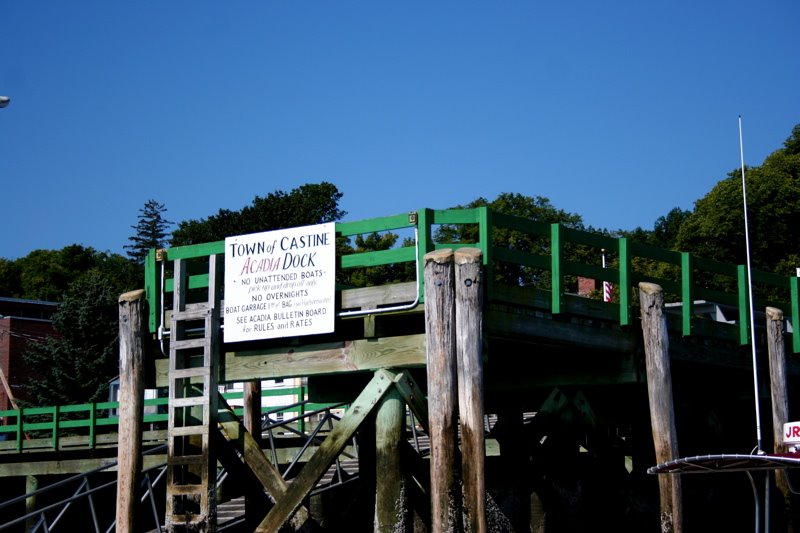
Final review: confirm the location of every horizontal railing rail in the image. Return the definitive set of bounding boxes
[0,387,340,454]
[142,206,800,352]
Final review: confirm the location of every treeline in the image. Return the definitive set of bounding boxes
[3,124,798,407]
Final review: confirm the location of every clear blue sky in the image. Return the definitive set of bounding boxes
[1,1,798,260]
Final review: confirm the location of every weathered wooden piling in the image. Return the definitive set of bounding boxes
[243,379,262,527]
[455,248,486,533]
[766,306,793,531]
[424,249,459,533]
[375,386,408,532]
[638,282,683,533]
[115,289,147,533]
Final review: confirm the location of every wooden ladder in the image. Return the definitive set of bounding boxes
[165,255,223,532]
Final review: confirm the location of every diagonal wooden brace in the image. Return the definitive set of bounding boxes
[216,397,311,531]
[256,368,400,532]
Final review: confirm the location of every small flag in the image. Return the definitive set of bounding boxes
[603,281,613,303]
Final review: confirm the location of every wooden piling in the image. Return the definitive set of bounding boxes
[638,282,682,533]
[26,475,38,532]
[243,379,262,528]
[766,306,793,532]
[375,386,408,532]
[115,289,147,533]
[243,380,262,445]
[455,248,486,533]
[424,249,459,533]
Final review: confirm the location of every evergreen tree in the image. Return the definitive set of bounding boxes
[125,199,173,263]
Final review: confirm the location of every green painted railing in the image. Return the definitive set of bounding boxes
[0,387,339,453]
[144,206,800,353]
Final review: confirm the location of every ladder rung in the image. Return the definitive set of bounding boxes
[169,425,211,437]
[167,484,209,496]
[169,367,211,380]
[170,338,209,351]
[172,305,212,321]
[171,396,210,408]
[168,454,207,466]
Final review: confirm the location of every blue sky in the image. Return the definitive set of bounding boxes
[1,1,798,260]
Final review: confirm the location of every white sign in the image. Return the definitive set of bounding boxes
[784,422,800,445]
[223,222,336,342]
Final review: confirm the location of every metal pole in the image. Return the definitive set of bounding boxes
[739,115,763,454]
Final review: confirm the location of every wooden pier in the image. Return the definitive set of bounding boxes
[2,206,800,532]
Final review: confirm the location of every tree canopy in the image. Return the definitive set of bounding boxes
[675,124,800,274]
[171,182,346,246]
[0,245,140,302]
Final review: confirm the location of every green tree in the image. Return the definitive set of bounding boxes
[676,124,800,274]
[0,246,140,302]
[171,182,346,246]
[22,271,121,406]
[16,246,101,301]
[124,199,173,264]
[340,232,416,288]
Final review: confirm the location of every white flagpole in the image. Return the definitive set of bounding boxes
[740,115,763,454]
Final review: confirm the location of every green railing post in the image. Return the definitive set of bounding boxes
[145,248,159,334]
[416,208,435,303]
[52,405,59,451]
[681,252,693,336]
[618,238,630,326]
[477,206,494,296]
[15,408,22,453]
[738,265,750,345]
[551,224,563,314]
[299,383,306,434]
[89,402,97,448]
[792,276,800,353]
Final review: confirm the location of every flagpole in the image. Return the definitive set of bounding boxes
[740,115,763,454]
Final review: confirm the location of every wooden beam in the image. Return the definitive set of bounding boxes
[256,369,394,532]
[155,335,425,387]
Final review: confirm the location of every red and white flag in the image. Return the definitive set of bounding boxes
[603,280,613,303]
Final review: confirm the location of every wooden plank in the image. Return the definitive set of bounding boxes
[340,281,417,310]
[390,370,429,434]
[256,369,391,532]
[155,335,426,386]
[486,303,635,353]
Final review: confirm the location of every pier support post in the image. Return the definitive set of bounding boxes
[766,307,794,532]
[424,249,459,533]
[115,289,147,533]
[455,248,486,533]
[375,387,408,532]
[26,475,38,532]
[638,282,682,533]
[243,380,262,528]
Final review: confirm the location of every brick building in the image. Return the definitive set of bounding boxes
[0,297,58,412]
